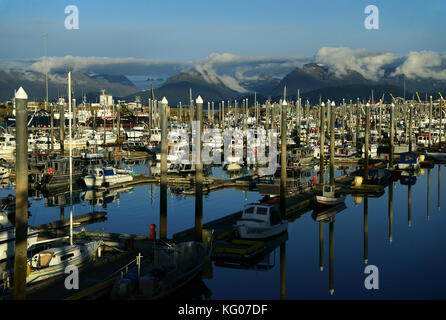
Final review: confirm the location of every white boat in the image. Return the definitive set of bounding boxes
[0,211,39,264]
[0,134,16,155]
[316,185,346,205]
[27,71,102,286]
[235,203,288,239]
[397,152,420,170]
[83,167,134,189]
[27,241,101,285]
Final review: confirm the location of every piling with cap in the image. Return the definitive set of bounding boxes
[13,87,29,300]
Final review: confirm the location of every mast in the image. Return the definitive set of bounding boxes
[68,71,73,246]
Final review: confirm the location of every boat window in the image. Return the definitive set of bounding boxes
[324,186,332,193]
[257,207,268,215]
[60,252,75,261]
[244,206,255,214]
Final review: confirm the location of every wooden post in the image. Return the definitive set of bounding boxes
[160,97,168,239]
[195,96,204,242]
[13,87,29,300]
[319,102,325,184]
[329,101,335,185]
[409,104,413,152]
[429,96,433,149]
[59,102,65,155]
[364,103,370,181]
[390,103,395,167]
[356,98,360,150]
[280,99,287,219]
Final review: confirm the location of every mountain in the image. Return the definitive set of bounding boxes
[296,84,410,105]
[124,70,242,105]
[0,70,139,102]
[270,63,369,96]
[88,73,136,87]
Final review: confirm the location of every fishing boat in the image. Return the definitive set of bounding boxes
[316,185,346,206]
[397,152,420,170]
[235,203,288,239]
[83,167,134,189]
[111,240,212,300]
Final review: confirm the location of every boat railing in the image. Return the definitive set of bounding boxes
[108,257,138,280]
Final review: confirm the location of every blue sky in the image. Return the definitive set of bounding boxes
[0,0,445,60]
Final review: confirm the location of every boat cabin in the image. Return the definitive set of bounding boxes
[322,185,336,198]
[241,203,282,226]
[30,245,84,269]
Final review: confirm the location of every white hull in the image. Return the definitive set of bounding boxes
[84,174,133,189]
[316,194,346,205]
[236,221,288,239]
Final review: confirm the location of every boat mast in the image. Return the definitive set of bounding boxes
[68,71,73,246]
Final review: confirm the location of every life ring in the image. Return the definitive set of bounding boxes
[46,167,54,175]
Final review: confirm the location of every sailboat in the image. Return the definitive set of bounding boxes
[26,72,101,285]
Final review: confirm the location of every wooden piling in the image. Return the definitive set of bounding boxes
[280,99,287,219]
[13,87,29,300]
[195,96,204,243]
[160,97,168,239]
[319,102,325,184]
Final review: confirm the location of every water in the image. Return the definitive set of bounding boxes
[1,164,445,299]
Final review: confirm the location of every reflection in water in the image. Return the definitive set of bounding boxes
[319,221,324,271]
[427,169,431,221]
[364,195,368,264]
[280,242,286,300]
[408,184,412,227]
[329,217,334,295]
[438,166,441,211]
[388,182,393,243]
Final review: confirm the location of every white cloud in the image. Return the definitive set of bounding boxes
[315,47,400,81]
[391,51,446,80]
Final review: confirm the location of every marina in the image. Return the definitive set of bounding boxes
[1,1,446,304]
[1,80,446,300]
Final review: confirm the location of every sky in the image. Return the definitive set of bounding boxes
[0,0,445,89]
[1,0,445,60]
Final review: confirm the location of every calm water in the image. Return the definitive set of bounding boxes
[2,163,445,299]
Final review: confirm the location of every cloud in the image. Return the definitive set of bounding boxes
[391,51,446,80]
[192,53,310,92]
[25,56,191,77]
[314,47,400,81]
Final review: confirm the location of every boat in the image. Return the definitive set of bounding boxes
[397,152,420,170]
[0,211,39,265]
[27,71,102,286]
[400,172,417,186]
[316,184,346,206]
[83,167,134,189]
[111,240,212,300]
[235,203,288,239]
[26,240,101,285]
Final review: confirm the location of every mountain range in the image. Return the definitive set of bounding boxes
[1,62,445,105]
